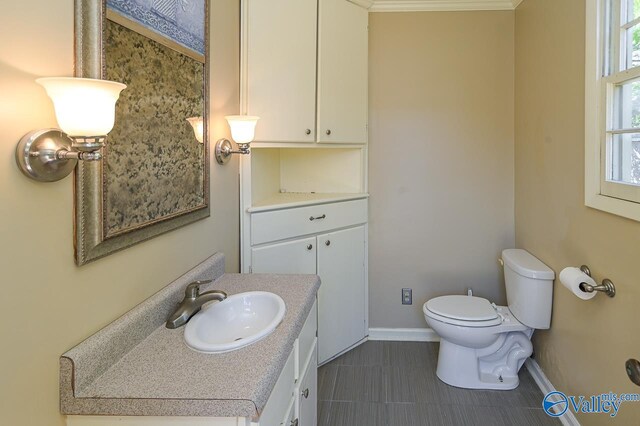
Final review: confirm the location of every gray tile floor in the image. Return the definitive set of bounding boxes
[317,341,560,426]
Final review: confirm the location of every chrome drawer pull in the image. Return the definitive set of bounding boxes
[309,214,326,221]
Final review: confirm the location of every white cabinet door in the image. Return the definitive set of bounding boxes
[256,349,295,426]
[246,0,317,143]
[281,395,296,426]
[296,349,318,426]
[317,0,368,144]
[251,237,317,274]
[317,226,366,363]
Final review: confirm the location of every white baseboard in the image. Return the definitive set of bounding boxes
[368,327,440,342]
[525,359,581,426]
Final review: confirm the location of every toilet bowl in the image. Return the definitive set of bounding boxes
[423,249,554,390]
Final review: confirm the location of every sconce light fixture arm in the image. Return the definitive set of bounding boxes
[56,148,103,161]
[16,129,105,182]
[215,139,251,164]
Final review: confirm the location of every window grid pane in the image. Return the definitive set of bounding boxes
[626,0,640,23]
[612,0,640,72]
[607,133,640,185]
[625,23,640,68]
[612,78,640,130]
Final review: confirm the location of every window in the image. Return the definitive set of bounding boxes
[586,0,640,220]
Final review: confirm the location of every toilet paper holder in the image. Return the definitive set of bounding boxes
[579,265,616,298]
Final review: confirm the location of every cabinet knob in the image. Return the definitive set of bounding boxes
[325,240,331,246]
[302,388,310,398]
[291,419,299,426]
[305,129,311,135]
[326,129,331,135]
[306,244,313,251]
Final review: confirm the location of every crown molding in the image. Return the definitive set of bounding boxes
[370,0,522,12]
[348,0,375,9]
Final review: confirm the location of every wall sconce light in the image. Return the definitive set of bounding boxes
[186,117,204,144]
[15,77,126,182]
[215,115,259,165]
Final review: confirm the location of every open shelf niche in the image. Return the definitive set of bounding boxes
[249,147,367,211]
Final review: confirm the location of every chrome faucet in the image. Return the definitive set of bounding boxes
[166,280,228,329]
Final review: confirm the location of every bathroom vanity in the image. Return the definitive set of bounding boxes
[60,253,320,426]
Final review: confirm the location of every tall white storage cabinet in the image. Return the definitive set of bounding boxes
[240,0,370,365]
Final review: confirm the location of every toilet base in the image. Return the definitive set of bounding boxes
[435,332,533,390]
[436,367,520,390]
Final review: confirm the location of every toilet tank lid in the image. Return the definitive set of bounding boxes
[502,249,555,280]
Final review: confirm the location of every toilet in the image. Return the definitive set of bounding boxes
[423,249,554,390]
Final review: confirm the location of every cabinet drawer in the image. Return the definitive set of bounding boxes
[251,199,367,245]
[259,349,295,426]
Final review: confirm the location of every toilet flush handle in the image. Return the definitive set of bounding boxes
[491,303,506,322]
[498,258,504,267]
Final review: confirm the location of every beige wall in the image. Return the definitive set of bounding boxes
[0,1,240,425]
[515,0,640,423]
[368,11,515,328]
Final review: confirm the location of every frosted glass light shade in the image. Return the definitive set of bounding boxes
[225,115,259,144]
[37,77,126,137]
[186,117,204,143]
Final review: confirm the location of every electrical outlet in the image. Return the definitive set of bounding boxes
[402,288,412,305]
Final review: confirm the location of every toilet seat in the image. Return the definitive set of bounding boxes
[424,295,503,327]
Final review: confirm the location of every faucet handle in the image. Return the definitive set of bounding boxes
[185,280,212,298]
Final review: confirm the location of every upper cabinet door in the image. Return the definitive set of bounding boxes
[317,0,368,144]
[246,0,317,143]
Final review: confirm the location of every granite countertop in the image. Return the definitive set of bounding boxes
[60,253,320,418]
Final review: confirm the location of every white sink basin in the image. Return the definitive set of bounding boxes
[184,291,286,353]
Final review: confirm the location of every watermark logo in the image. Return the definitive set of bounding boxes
[543,391,640,418]
[543,391,568,417]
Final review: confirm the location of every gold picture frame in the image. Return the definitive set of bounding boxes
[73,0,210,265]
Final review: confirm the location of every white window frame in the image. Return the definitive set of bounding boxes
[586,0,640,221]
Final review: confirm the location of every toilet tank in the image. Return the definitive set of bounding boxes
[502,249,555,329]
